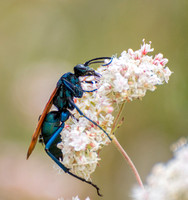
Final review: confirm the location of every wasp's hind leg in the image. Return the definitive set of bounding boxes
[45,142,102,196]
[42,109,71,170]
[43,111,102,196]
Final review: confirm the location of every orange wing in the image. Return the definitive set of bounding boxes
[26,87,58,159]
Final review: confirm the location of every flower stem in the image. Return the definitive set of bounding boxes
[112,135,144,189]
[110,100,144,189]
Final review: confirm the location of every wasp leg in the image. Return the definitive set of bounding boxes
[62,78,97,94]
[45,125,64,151]
[61,78,77,94]
[67,170,102,197]
[69,99,112,141]
[82,88,98,92]
[45,124,102,196]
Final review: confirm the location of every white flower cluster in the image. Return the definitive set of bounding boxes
[97,40,172,103]
[57,91,114,180]
[132,138,188,200]
[58,196,90,200]
[57,40,172,180]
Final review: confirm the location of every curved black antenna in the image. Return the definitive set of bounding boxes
[102,57,113,66]
[84,57,113,66]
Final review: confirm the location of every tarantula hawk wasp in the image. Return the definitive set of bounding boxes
[26,57,113,196]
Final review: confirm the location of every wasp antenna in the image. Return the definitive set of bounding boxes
[84,57,112,66]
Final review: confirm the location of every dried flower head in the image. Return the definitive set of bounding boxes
[57,40,172,181]
[132,138,188,200]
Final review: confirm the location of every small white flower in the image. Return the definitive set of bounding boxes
[132,138,188,200]
[140,39,154,55]
[58,196,91,200]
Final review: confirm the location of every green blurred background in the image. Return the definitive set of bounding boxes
[0,0,187,199]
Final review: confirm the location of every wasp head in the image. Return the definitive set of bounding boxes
[74,64,100,78]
